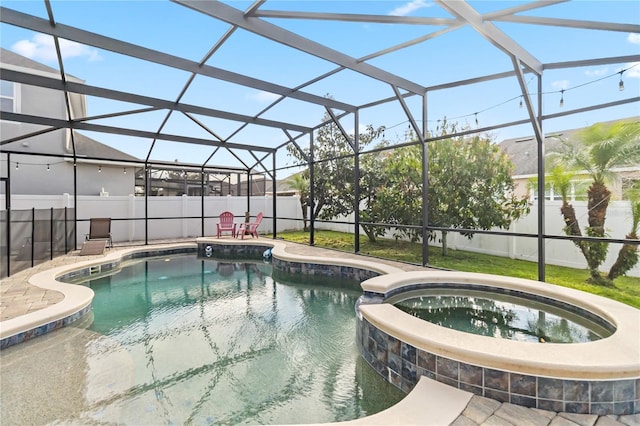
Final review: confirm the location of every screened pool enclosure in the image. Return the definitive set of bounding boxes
[1,0,639,280]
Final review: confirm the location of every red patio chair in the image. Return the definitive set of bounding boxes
[236,212,263,239]
[216,211,236,238]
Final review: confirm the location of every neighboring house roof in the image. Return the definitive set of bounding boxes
[500,117,640,177]
[73,132,140,163]
[1,47,59,74]
[0,47,82,81]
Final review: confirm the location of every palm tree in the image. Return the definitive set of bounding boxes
[608,181,640,280]
[547,120,640,285]
[286,172,310,231]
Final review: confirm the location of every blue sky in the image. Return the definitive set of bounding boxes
[1,0,639,175]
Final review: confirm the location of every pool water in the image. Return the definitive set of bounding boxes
[0,255,404,425]
[392,288,613,343]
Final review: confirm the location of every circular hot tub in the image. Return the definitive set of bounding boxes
[356,270,640,415]
[388,286,614,344]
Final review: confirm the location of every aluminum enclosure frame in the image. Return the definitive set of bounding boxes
[1,0,639,281]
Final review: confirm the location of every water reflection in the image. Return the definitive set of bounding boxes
[0,255,403,425]
[393,289,611,343]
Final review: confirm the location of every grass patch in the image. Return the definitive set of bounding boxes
[279,230,640,309]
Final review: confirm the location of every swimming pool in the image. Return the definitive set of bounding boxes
[0,254,404,425]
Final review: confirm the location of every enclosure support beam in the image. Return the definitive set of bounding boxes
[5,153,11,276]
[513,56,546,281]
[272,152,277,239]
[536,76,546,282]
[354,111,360,254]
[144,165,149,246]
[421,94,429,267]
[73,160,77,250]
[201,167,205,237]
[391,85,424,144]
[309,132,315,246]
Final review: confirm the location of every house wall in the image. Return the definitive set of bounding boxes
[513,169,640,201]
[2,156,136,196]
[1,81,68,156]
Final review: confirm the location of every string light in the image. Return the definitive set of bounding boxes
[619,71,625,91]
[47,164,50,171]
[98,165,102,173]
[123,167,127,175]
[15,162,19,170]
[474,112,478,126]
[383,63,638,132]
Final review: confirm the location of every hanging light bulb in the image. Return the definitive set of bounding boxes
[559,89,564,108]
[98,165,102,173]
[618,71,625,91]
[47,164,50,171]
[474,112,479,126]
[519,96,523,109]
[15,162,19,170]
[123,167,127,175]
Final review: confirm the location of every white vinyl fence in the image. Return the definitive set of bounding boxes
[1,194,304,246]
[2,195,638,277]
[316,200,640,278]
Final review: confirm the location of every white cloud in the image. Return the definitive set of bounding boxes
[628,33,640,44]
[551,80,569,90]
[247,91,280,103]
[389,0,432,16]
[584,67,607,77]
[11,33,101,63]
[624,62,640,78]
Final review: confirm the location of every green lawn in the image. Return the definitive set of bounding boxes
[278,230,640,309]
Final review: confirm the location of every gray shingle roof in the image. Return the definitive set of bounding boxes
[72,132,140,162]
[0,47,82,81]
[499,117,640,176]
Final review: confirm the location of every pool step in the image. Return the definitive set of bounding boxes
[331,376,473,425]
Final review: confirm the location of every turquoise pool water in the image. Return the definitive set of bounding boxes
[392,288,612,343]
[0,254,403,425]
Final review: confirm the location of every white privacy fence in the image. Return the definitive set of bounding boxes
[2,195,638,277]
[315,200,640,278]
[2,194,304,246]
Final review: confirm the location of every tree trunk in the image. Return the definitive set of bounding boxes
[560,201,590,260]
[301,202,308,231]
[361,225,377,243]
[441,231,448,256]
[608,231,639,281]
[584,183,611,283]
[587,182,611,231]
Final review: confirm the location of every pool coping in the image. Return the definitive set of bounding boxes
[358,270,640,380]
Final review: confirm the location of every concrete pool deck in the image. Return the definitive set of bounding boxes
[1,238,639,426]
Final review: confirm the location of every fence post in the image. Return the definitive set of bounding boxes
[6,209,11,276]
[128,194,135,242]
[182,194,188,238]
[50,207,53,260]
[30,207,35,267]
[64,207,68,253]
